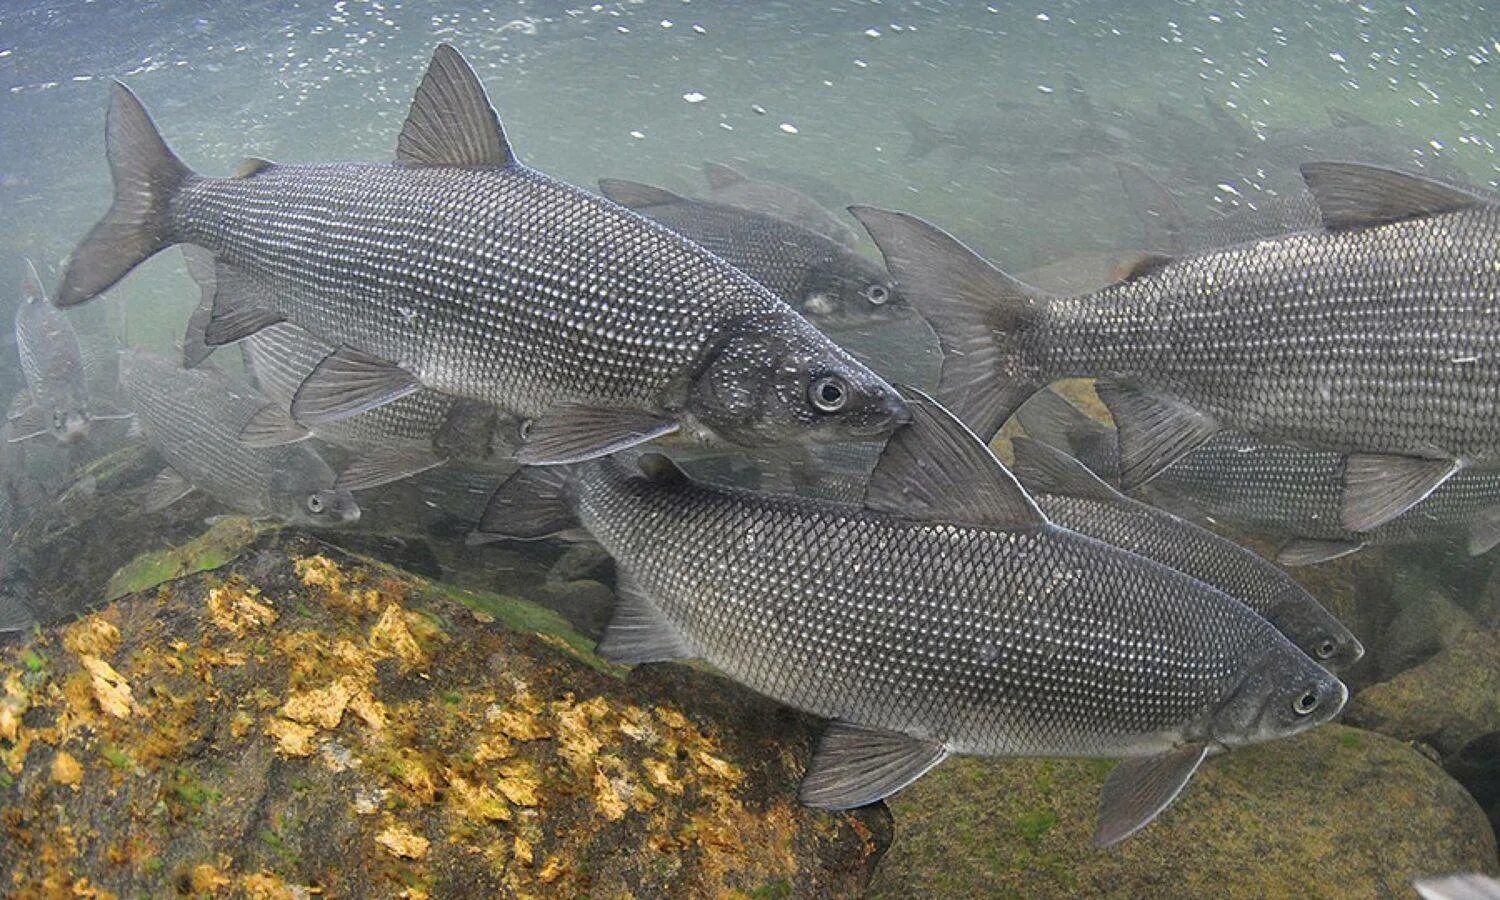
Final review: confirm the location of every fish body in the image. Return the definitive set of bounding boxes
[10,262,93,444]
[699,162,861,248]
[854,164,1500,532]
[119,350,359,527]
[58,45,906,466]
[480,392,1345,845]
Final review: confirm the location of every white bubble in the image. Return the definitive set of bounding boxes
[683,91,706,104]
[629,130,645,139]
[779,122,799,134]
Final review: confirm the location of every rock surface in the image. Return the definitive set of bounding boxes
[868,725,1498,899]
[1347,629,1500,758]
[0,532,890,897]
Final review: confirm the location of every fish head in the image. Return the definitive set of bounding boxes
[1199,641,1347,750]
[1264,589,1364,670]
[51,407,91,444]
[270,466,362,528]
[687,314,909,448]
[291,487,362,528]
[797,256,905,329]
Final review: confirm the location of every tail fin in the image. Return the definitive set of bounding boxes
[56,82,192,307]
[899,112,948,162]
[1116,163,1187,254]
[850,206,1050,442]
[180,247,216,368]
[477,465,578,539]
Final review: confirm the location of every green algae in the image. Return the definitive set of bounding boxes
[103,518,264,601]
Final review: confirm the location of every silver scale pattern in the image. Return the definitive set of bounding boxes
[172,162,788,414]
[574,461,1280,757]
[15,298,88,413]
[1036,206,1500,459]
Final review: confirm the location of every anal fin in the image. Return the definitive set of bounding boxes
[290,347,422,425]
[1094,743,1209,848]
[1277,538,1364,567]
[594,569,694,665]
[516,405,679,466]
[1342,453,1458,532]
[1094,381,1219,490]
[143,467,195,513]
[799,721,949,810]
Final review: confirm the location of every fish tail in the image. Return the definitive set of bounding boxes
[476,464,580,539]
[850,206,1050,442]
[898,111,946,162]
[57,82,195,308]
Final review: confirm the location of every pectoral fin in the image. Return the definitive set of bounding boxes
[290,347,422,425]
[239,403,312,448]
[1277,538,1365,567]
[1342,454,1458,532]
[336,449,447,491]
[1467,507,1500,556]
[594,569,694,665]
[1094,743,1210,848]
[143,467,195,513]
[799,722,949,810]
[5,404,47,442]
[516,405,679,466]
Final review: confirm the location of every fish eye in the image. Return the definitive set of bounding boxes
[1315,639,1337,660]
[52,412,64,429]
[809,375,849,413]
[306,494,325,514]
[1292,690,1319,716]
[865,284,890,306]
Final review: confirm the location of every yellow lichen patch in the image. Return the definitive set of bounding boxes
[512,835,534,867]
[206,583,278,635]
[537,856,568,884]
[390,749,440,804]
[294,554,344,592]
[80,655,134,720]
[0,673,29,743]
[240,872,298,900]
[493,707,550,742]
[642,758,683,796]
[265,718,317,757]
[369,604,426,669]
[495,759,542,807]
[553,697,607,772]
[190,863,231,892]
[230,710,255,739]
[472,734,515,764]
[693,750,742,785]
[447,771,512,823]
[346,685,388,732]
[63,616,121,658]
[279,679,352,730]
[592,766,629,822]
[375,823,430,859]
[51,750,84,788]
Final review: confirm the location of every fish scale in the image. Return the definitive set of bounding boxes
[15,289,88,415]
[575,459,1271,757]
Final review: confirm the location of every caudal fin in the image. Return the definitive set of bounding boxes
[850,206,1050,442]
[477,465,578,539]
[56,82,192,307]
[898,112,948,162]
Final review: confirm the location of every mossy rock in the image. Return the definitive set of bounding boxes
[1347,629,1500,757]
[0,531,889,897]
[868,725,1497,899]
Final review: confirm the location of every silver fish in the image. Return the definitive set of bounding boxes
[9,261,126,444]
[57,44,907,467]
[478,391,1346,847]
[1010,436,1361,668]
[596,178,901,330]
[119,350,359,527]
[699,162,862,248]
[854,165,1500,534]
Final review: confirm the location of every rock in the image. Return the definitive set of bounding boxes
[1376,582,1477,681]
[1446,732,1500,840]
[1348,629,1500,757]
[868,725,1497,899]
[0,531,889,896]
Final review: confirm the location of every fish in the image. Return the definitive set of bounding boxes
[852,163,1500,534]
[1117,163,1321,254]
[8,261,129,445]
[179,250,516,492]
[56,43,908,466]
[118,350,360,528]
[596,178,902,330]
[1414,874,1500,900]
[699,162,862,248]
[1009,436,1361,668]
[477,390,1347,846]
[1016,389,1500,566]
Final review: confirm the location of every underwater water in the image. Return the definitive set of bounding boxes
[0,0,1497,895]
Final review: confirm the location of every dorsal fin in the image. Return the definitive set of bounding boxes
[1324,105,1373,129]
[703,161,748,190]
[1301,162,1485,230]
[597,179,690,210]
[20,259,45,305]
[233,157,275,178]
[1010,436,1124,503]
[397,43,515,169]
[636,452,689,485]
[1110,251,1176,282]
[865,387,1046,530]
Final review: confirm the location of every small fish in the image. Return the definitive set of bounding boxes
[854,164,1500,534]
[699,162,863,248]
[8,261,129,445]
[119,350,359,527]
[1010,436,1361,668]
[57,44,907,466]
[478,390,1346,846]
[597,178,902,330]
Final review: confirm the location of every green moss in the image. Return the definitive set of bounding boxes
[101,746,135,770]
[21,649,46,672]
[1013,808,1058,846]
[748,879,793,899]
[168,769,220,811]
[1340,731,1364,749]
[103,518,264,600]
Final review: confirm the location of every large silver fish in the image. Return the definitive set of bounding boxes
[1017,388,1500,566]
[478,392,1347,846]
[1009,436,1361,668]
[119,350,359,528]
[853,165,1500,533]
[57,44,907,466]
[9,261,127,444]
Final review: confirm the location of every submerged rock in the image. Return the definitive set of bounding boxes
[1348,629,1500,758]
[0,532,889,896]
[868,725,1497,898]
